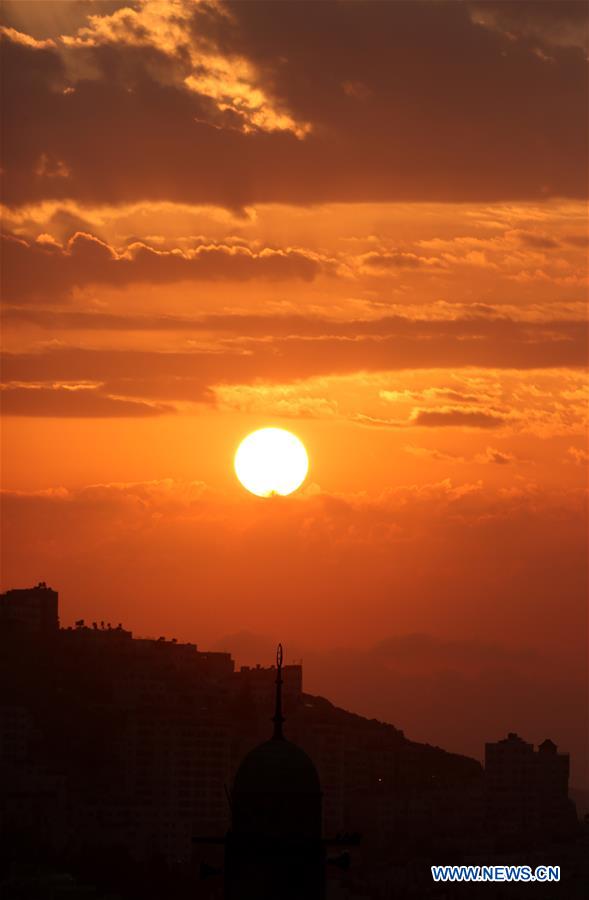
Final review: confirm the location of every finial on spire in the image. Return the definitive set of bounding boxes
[272,642,285,739]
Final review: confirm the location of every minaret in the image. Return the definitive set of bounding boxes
[272,642,285,739]
[224,644,325,899]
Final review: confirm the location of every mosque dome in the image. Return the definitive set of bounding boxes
[233,737,321,796]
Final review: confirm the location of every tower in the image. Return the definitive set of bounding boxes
[224,645,325,900]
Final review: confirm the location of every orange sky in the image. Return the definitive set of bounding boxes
[1,1,587,787]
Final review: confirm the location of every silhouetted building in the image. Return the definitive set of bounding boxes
[0,702,69,853]
[224,645,325,900]
[0,582,58,633]
[59,623,234,861]
[485,732,577,845]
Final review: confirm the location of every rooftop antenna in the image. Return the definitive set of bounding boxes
[272,643,285,740]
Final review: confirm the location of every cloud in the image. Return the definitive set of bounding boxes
[3,302,587,334]
[0,385,172,417]
[411,226,587,285]
[564,234,589,248]
[1,1,587,206]
[411,408,506,428]
[475,446,515,465]
[1,318,585,391]
[0,24,55,49]
[214,383,339,420]
[59,0,310,137]
[567,446,589,466]
[7,211,585,303]
[470,1,589,51]
[2,347,586,436]
[1,231,324,302]
[404,445,465,463]
[404,444,521,466]
[381,387,484,405]
[512,229,561,250]
[1,311,586,422]
[2,474,585,556]
[358,250,441,272]
[2,200,585,300]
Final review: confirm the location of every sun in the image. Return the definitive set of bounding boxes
[234,428,309,497]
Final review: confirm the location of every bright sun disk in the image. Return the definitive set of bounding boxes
[234,427,309,497]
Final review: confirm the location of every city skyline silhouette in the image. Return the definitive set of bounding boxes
[1,582,587,899]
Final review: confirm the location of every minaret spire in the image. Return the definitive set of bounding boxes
[272,642,285,739]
